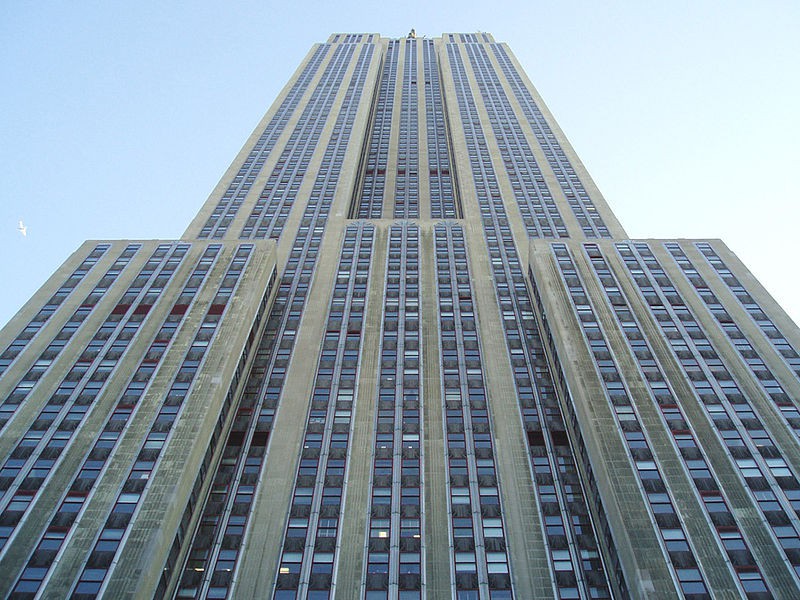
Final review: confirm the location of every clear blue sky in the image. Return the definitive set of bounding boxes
[2,1,798,326]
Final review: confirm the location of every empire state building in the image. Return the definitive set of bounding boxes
[1,32,799,600]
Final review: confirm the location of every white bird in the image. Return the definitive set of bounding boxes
[18,220,27,237]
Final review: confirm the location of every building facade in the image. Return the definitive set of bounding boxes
[1,31,799,599]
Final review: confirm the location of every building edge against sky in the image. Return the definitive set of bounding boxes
[0,31,800,599]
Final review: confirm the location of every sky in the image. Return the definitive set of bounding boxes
[1,1,799,328]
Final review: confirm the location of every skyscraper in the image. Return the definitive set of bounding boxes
[1,30,799,599]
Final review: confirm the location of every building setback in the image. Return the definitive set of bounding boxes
[1,31,799,600]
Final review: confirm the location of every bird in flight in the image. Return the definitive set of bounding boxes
[18,220,27,237]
